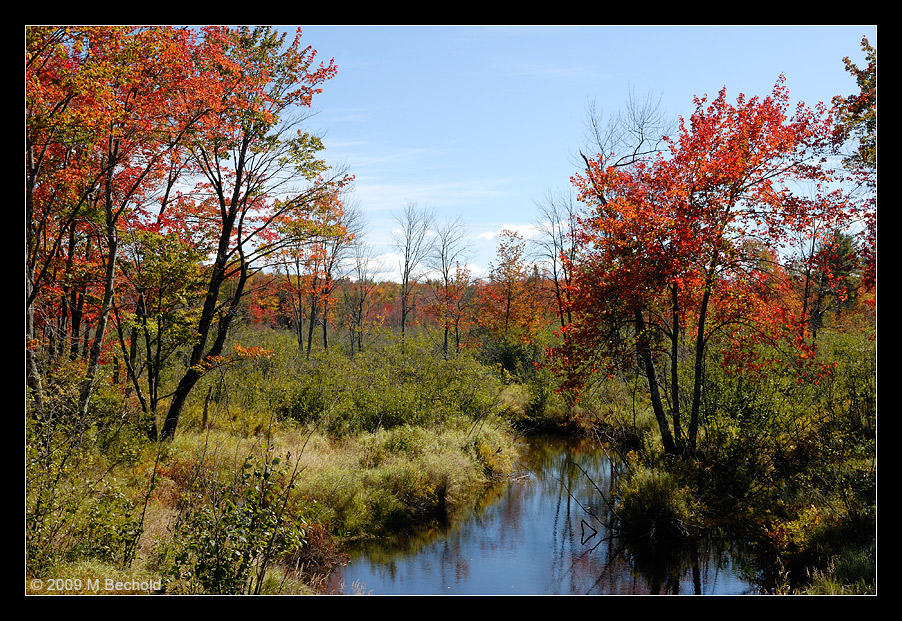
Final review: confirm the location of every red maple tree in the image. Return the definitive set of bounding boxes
[552,78,870,455]
[26,27,231,416]
[26,27,351,439]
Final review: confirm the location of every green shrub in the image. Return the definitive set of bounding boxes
[275,338,506,434]
[26,473,143,575]
[162,453,305,594]
[26,361,146,576]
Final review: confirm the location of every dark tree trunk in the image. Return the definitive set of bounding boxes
[635,308,678,455]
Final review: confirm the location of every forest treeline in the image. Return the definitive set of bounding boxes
[26,26,876,595]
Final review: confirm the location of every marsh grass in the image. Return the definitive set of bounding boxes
[802,542,876,594]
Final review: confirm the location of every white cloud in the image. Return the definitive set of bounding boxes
[466,262,487,279]
[499,223,541,239]
[371,251,403,282]
[479,224,542,241]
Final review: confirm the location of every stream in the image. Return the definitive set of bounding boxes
[326,436,763,595]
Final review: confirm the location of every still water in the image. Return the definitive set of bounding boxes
[327,436,761,595]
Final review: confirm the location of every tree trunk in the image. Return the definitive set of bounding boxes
[670,284,682,445]
[321,297,329,350]
[160,216,245,438]
[78,215,118,418]
[161,283,243,439]
[688,282,712,452]
[78,138,121,418]
[635,308,677,455]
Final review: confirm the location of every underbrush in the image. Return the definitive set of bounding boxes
[26,366,148,578]
[27,320,874,595]
[274,338,508,435]
[148,418,517,593]
[583,325,877,594]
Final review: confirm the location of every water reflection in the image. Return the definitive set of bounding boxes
[327,436,760,595]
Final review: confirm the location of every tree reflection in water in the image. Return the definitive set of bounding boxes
[328,436,761,595]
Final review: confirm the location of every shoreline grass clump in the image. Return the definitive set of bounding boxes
[614,463,699,545]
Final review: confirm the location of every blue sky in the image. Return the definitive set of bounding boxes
[288,25,876,282]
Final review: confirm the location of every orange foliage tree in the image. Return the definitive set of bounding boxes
[272,190,355,357]
[159,27,350,438]
[551,78,871,456]
[26,26,232,416]
[26,27,351,439]
[477,230,549,361]
[425,262,477,357]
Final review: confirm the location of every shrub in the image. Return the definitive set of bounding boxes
[162,453,305,594]
[276,338,506,434]
[26,362,146,576]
